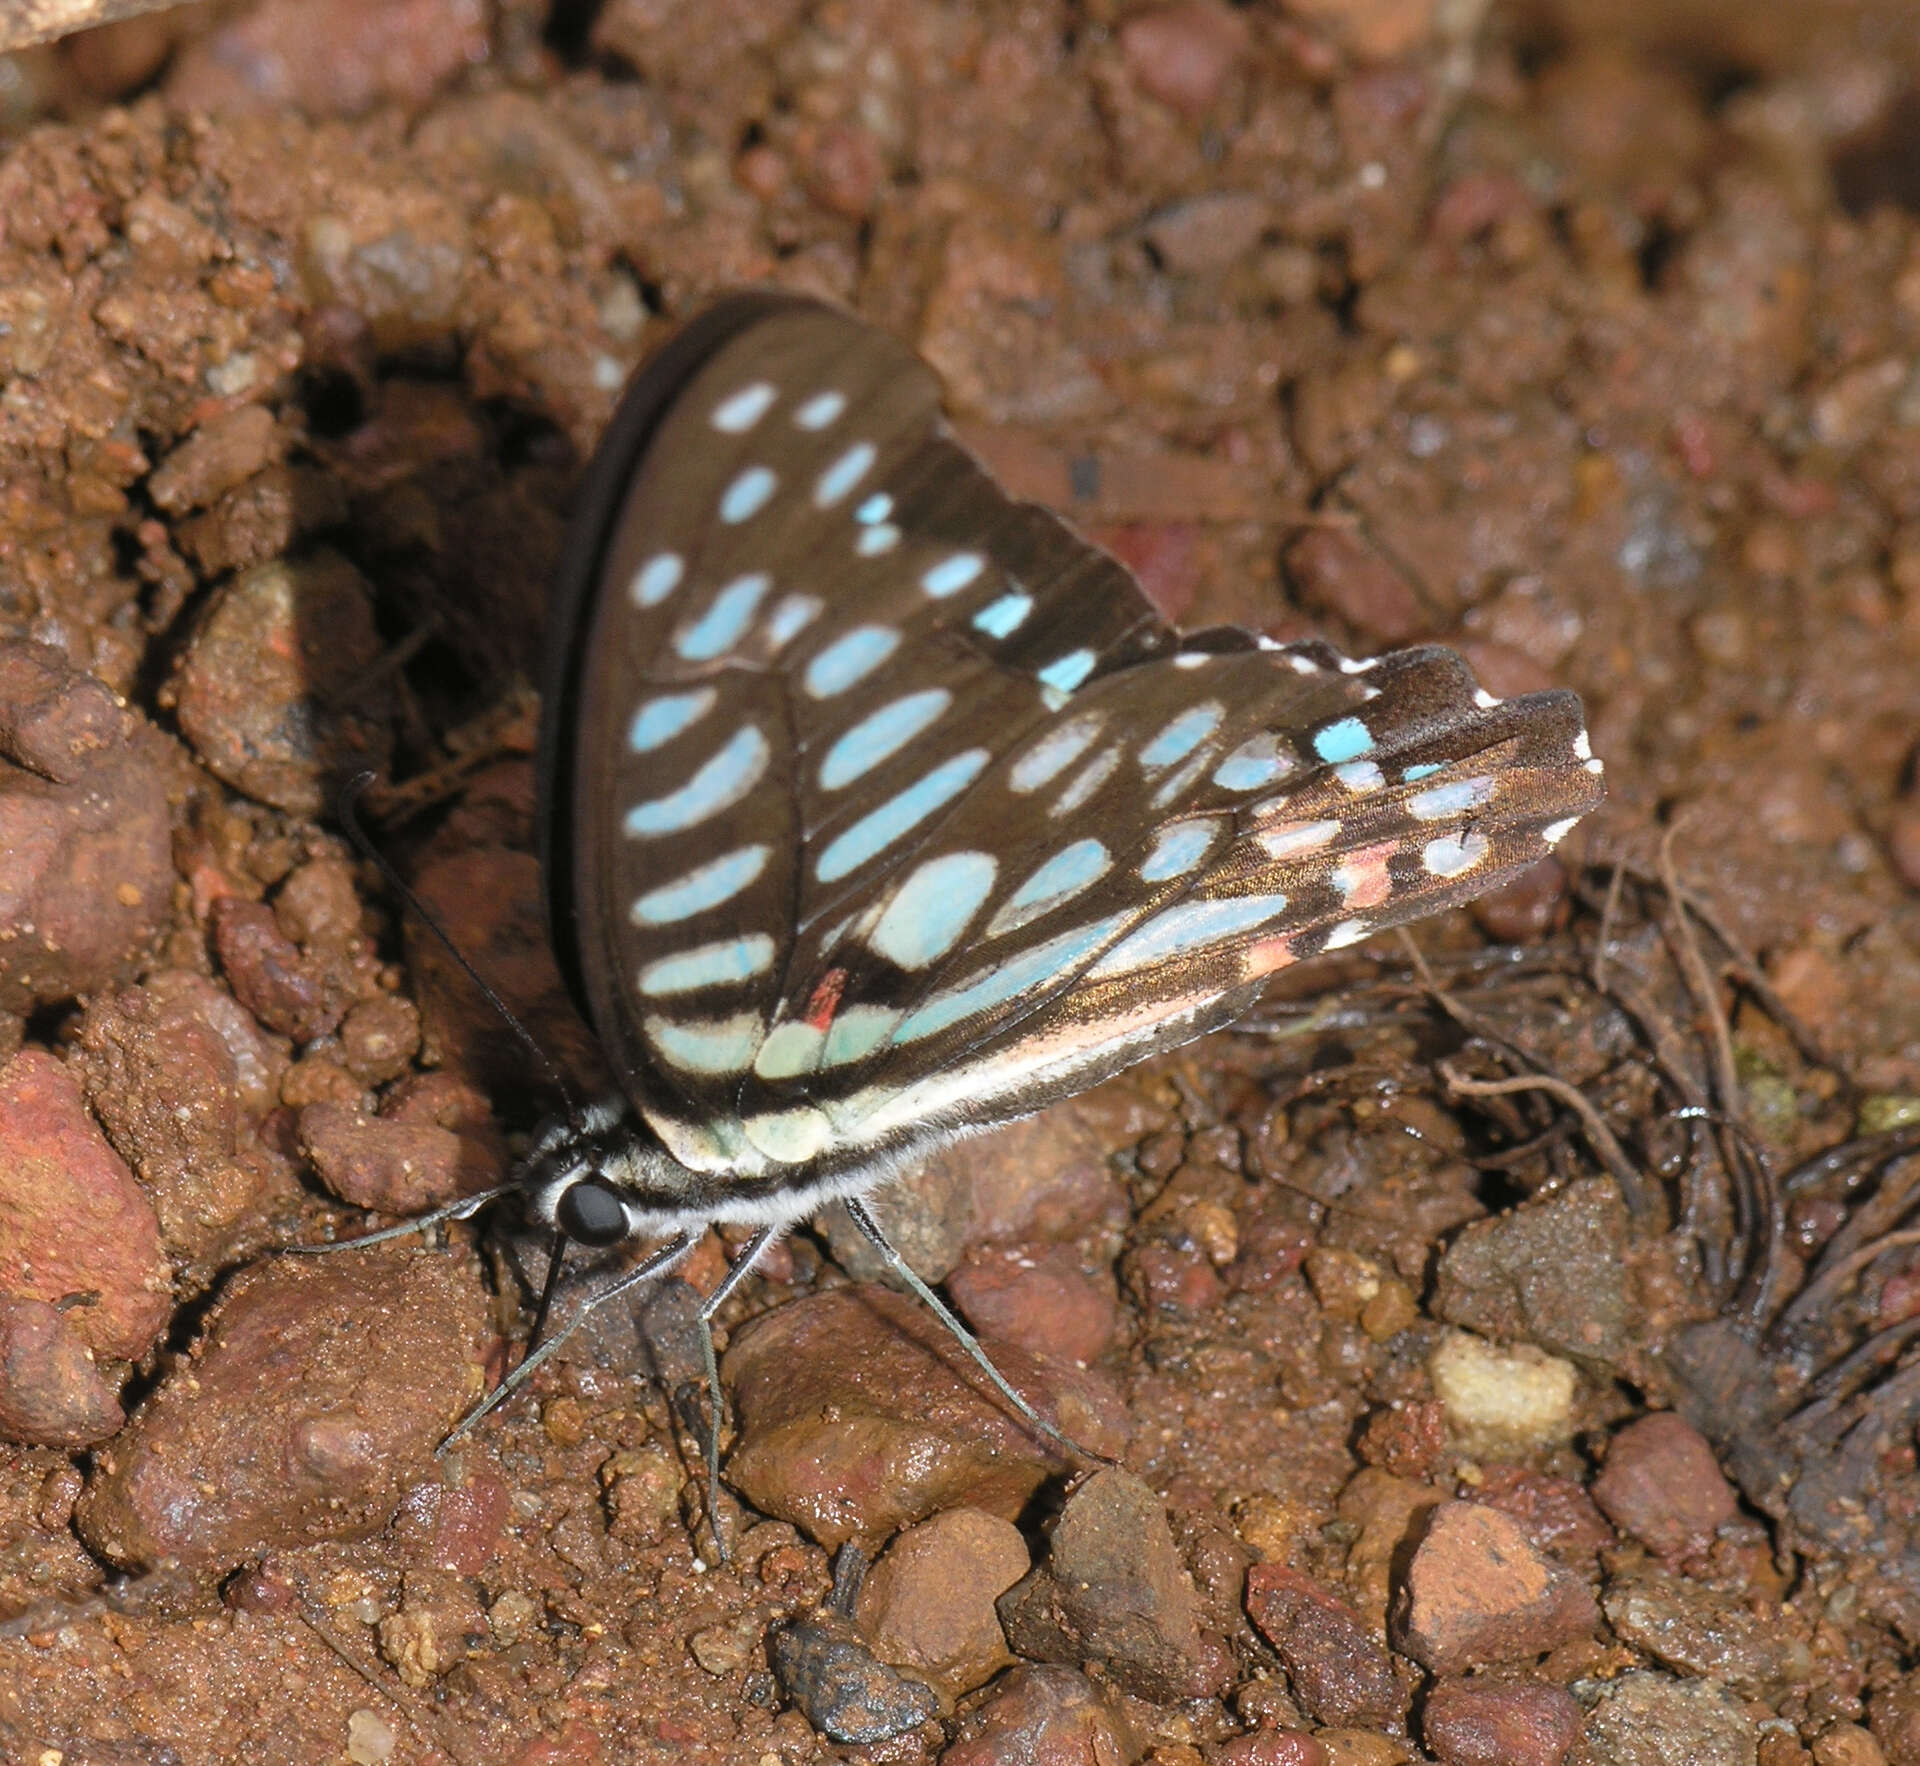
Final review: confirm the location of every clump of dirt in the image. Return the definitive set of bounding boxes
[2,0,1920,1762]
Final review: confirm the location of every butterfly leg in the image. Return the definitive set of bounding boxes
[440,1229,698,1451]
[284,1182,517,1255]
[841,1195,1111,1470]
[695,1224,780,1563]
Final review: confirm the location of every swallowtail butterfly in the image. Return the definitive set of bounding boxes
[416,292,1604,1498]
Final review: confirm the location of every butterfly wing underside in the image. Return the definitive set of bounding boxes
[544,295,1603,1188]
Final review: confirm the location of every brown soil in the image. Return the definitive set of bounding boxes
[2,1,1919,1763]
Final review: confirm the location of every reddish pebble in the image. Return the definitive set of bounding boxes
[1212,1733,1330,1766]
[1286,527,1425,646]
[1132,1238,1226,1314]
[801,121,884,219]
[298,1099,500,1214]
[948,1243,1118,1367]
[1392,1502,1598,1674]
[0,1295,125,1447]
[1590,1413,1737,1560]
[1244,1563,1405,1730]
[941,1663,1130,1766]
[1470,858,1572,944]
[0,1049,172,1361]
[1356,1400,1448,1480]
[211,897,345,1042]
[1423,1677,1581,1766]
[1468,1466,1615,1569]
[1119,0,1248,117]
[390,1473,512,1574]
[854,1507,1029,1697]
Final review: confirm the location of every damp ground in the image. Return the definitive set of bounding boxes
[1,1,1920,1762]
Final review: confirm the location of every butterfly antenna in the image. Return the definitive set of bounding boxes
[337,771,580,1118]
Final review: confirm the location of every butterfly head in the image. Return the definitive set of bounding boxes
[519,1100,698,1246]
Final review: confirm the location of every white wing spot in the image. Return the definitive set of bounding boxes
[1053,743,1123,816]
[1422,830,1491,877]
[744,1106,833,1163]
[1473,688,1500,709]
[711,382,777,432]
[1334,760,1385,793]
[1325,919,1371,950]
[1257,818,1340,860]
[644,1012,764,1074]
[870,851,999,969]
[856,523,901,556]
[1543,817,1579,848]
[764,594,822,648]
[1011,715,1105,793]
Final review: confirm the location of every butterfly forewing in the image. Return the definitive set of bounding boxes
[550,294,1604,1182]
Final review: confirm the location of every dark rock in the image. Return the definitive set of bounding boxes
[0,641,173,1018]
[999,1467,1215,1703]
[1591,1413,1738,1561]
[1244,1563,1404,1730]
[769,1608,940,1744]
[0,1295,125,1447]
[0,1048,172,1361]
[853,1507,1028,1697]
[1423,1678,1581,1766]
[1601,1566,1806,1697]
[940,1663,1132,1766]
[1392,1501,1599,1674]
[76,1247,489,1570]
[171,551,391,816]
[722,1284,1127,1551]
[1431,1177,1633,1373]
[947,1242,1118,1367]
[1583,1671,1757,1766]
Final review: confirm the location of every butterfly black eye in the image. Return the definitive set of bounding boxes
[556,1178,629,1247]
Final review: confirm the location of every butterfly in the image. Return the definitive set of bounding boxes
[379,291,1603,1525]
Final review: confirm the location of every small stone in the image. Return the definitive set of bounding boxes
[346,1707,398,1765]
[147,403,284,513]
[76,1249,488,1570]
[1313,1733,1411,1766]
[1243,1563,1404,1730]
[387,1473,510,1575]
[1392,1502,1598,1674]
[854,1507,1029,1697]
[1355,1400,1447,1480]
[769,1608,940,1744]
[1591,1413,1737,1561]
[940,1663,1132,1765]
[1809,1726,1885,1766]
[1423,1677,1581,1766]
[998,1468,1214,1703]
[1601,1566,1803,1697]
[211,898,348,1042]
[1212,1733,1330,1766]
[0,1048,172,1361]
[298,1099,498,1215]
[1583,1671,1757,1766]
[1286,528,1424,646]
[1433,1178,1634,1373]
[340,995,422,1085]
[1142,193,1272,274]
[1428,1330,1578,1457]
[376,1568,487,1687]
[1466,1466,1614,1569]
[0,1294,125,1447]
[172,551,392,816]
[1118,0,1248,117]
[722,1284,1127,1551]
[948,1243,1118,1367]
[689,1616,762,1677]
[486,1589,539,1647]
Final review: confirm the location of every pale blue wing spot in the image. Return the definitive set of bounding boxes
[987,837,1110,937]
[855,492,892,524]
[711,381,777,432]
[1149,745,1218,809]
[892,913,1133,1045]
[1256,818,1340,860]
[631,844,769,924]
[753,1022,826,1079]
[1010,714,1104,792]
[1214,734,1294,792]
[765,594,822,649]
[719,465,778,524]
[972,591,1033,639]
[644,1012,764,1074]
[1313,717,1374,764]
[822,1005,901,1067]
[805,624,900,698]
[1408,776,1495,822]
[1422,830,1490,877]
[819,688,953,790]
[1335,760,1385,793]
[628,687,716,753]
[676,572,771,661]
[625,726,770,835]
[921,553,985,598]
[1139,820,1219,882]
[639,934,776,997]
[871,851,999,969]
[1403,762,1443,781]
[793,389,847,430]
[1052,743,1123,816]
[1140,703,1224,774]
[1038,649,1097,694]
[744,1107,831,1163]
[1087,892,1291,980]
[814,441,877,508]
[631,552,684,608]
[856,524,901,556]
[816,749,990,882]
